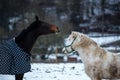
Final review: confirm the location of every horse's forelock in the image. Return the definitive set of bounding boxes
[71,31,78,38]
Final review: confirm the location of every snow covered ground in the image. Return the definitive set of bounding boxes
[0,63,90,80]
[25,63,90,80]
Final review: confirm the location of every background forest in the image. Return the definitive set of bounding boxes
[0,0,120,58]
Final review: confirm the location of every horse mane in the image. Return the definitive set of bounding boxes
[77,33,97,47]
[24,16,40,32]
[77,32,107,57]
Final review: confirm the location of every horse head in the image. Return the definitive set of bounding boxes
[15,16,60,53]
[62,31,97,53]
[27,16,60,35]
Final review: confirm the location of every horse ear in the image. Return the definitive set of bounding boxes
[71,31,78,38]
[35,16,39,21]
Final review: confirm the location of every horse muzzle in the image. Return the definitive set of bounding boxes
[50,25,60,34]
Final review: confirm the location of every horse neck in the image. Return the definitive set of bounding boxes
[76,45,96,63]
[15,29,39,53]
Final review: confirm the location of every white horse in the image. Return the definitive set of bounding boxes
[62,31,120,80]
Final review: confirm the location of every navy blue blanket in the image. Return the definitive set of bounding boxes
[0,39,31,75]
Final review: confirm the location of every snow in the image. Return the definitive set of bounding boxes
[0,63,90,80]
[91,36,120,45]
[24,63,90,80]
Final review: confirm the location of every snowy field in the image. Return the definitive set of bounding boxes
[0,63,90,80]
[25,63,90,80]
[0,33,120,80]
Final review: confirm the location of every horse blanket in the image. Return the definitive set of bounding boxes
[0,39,31,75]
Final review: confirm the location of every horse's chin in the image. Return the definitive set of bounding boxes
[50,30,60,35]
[55,30,60,34]
[55,32,58,35]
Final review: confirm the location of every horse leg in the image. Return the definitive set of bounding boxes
[15,73,24,80]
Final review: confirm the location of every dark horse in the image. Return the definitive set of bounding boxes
[0,16,59,80]
[15,16,59,80]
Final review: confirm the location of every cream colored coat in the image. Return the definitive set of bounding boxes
[63,31,120,80]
